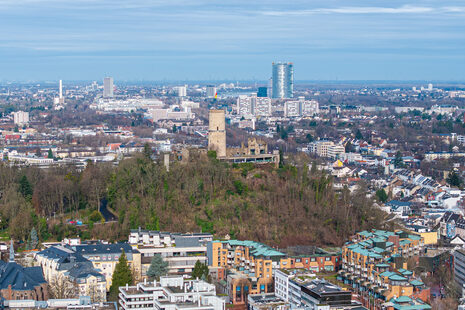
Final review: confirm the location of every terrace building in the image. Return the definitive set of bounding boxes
[128,229,212,277]
[118,276,225,310]
[338,230,430,309]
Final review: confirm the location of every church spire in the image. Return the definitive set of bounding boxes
[9,239,15,262]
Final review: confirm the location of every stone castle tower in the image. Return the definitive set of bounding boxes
[208,109,226,157]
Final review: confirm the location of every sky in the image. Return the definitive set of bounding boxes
[1,0,465,81]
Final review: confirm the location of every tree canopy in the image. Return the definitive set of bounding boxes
[146,254,168,280]
[109,250,133,300]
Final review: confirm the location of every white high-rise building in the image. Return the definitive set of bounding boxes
[206,85,217,98]
[284,97,319,117]
[103,77,114,98]
[13,111,29,125]
[236,95,272,117]
[174,86,187,97]
[428,83,433,91]
[237,95,253,116]
[254,97,272,116]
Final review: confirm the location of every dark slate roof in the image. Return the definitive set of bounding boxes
[37,245,89,265]
[67,262,105,281]
[72,243,135,255]
[0,261,46,291]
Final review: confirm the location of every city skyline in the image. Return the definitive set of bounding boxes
[1,0,465,81]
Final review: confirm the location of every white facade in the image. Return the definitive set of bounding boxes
[284,97,319,117]
[13,111,29,125]
[206,86,217,98]
[103,77,114,98]
[174,86,187,97]
[119,277,225,310]
[236,95,272,117]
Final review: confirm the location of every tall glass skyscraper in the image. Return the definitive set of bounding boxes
[271,62,294,99]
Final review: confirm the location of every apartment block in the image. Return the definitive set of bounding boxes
[236,95,272,117]
[338,230,430,309]
[309,141,345,159]
[129,229,212,277]
[275,269,366,309]
[207,240,285,299]
[118,276,225,310]
[279,250,341,273]
[284,97,319,117]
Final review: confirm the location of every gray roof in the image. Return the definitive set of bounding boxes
[0,261,46,291]
[72,243,135,255]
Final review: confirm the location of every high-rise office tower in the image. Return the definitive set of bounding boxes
[103,77,114,98]
[272,62,294,99]
[208,110,226,157]
[59,80,63,99]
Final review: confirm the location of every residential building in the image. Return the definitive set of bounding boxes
[338,230,430,309]
[207,239,285,304]
[247,293,290,310]
[36,243,140,292]
[236,95,272,117]
[272,62,293,98]
[119,276,225,310]
[13,111,29,125]
[34,245,107,301]
[275,270,366,309]
[284,97,319,117]
[279,247,341,273]
[309,141,344,159]
[2,296,118,310]
[128,229,212,277]
[103,77,114,98]
[174,86,187,97]
[206,85,217,98]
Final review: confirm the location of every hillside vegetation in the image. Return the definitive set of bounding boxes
[0,151,385,247]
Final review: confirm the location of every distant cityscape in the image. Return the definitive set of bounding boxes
[1,60,465,310]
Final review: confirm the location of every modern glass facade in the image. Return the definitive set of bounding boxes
[272,62,293,99]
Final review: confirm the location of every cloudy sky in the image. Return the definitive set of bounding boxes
[1,0,464,81]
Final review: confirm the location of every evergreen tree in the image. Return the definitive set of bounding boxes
[29,227,39,249]
[375,189,388,203]
[393,151,404,168]
[47,149,54,159]
[143,143,152,160]
[191,260,209,280]
[18,175,33,201]
[146,254,168,280]
[448,170,462,188]
[355,129,363,140]
[109,250,133,301]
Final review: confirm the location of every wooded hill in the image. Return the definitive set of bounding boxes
[0,151,386,247]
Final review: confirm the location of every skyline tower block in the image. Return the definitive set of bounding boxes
[103,77,114,98]
[208,109,226,157]
[272,62,294,99]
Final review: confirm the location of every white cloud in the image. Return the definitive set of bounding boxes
[261,5,465,16]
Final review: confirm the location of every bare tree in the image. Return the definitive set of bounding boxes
[48,273,78,299]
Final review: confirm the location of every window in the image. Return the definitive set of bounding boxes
[325,257,331,261]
